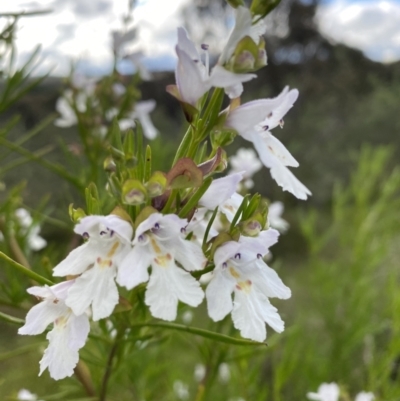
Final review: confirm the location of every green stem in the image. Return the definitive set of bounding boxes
[172,126,193,166]
[130,321,266,346]
[0,310,24,325]
[0,251,53,286]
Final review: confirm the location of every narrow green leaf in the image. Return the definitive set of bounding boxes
[0,342,47,362]
[178,176,213,218]
[230,194,250,230]
[131,321,266,346]
[242,193,261,220]
[202,206,219,250]
[0,251,54,286]
[0,310,25,326]
[0,137,84,190]
[173,126,193,166]
[144,145,152,182]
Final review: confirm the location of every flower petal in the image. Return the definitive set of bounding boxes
[206,269,235,321]
[270,163,311,200]
[52,242,95,277]
[117,245,151,290]
[66,266,119,321]
[68,313,90,351]
[18,301,68,335]
[166,237,207,271]
[232,289,284,342]
[175,46,208,106]
[199,172,244,210]
[39,323,79,380]
[145,262,204,321]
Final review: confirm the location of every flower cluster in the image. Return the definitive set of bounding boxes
[18,5,306,382]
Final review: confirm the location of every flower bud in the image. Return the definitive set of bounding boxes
[226,0,245,8]
[239,218,262,237]
[69,204,86,223]
[122,179,147,205]
[251,0,281,18]
[211,128,237,149]
[146,171,168,197]
[103,156,117,173]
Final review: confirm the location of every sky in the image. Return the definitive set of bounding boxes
[0,0,399,76]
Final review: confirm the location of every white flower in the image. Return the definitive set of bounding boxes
[112,28,137,56]
[174,27,256,106]
[18,281,90,380]
[17,389,44,401]
[229,148,262,189]
[225,86,311,200]
[54,90,87,128]
[118,100,158,139]
[218,362,231,383]
[307,383,340,401]
[117,213,206,321]
[125,50,152,81]
[194,363,206,382]
[206,230,291,342]
[268,201,289,233]
[355,392,375,401]
[53,215,133,321]
[15,208,47,251]
[199,172,244,210]
[219,6,267,66]
[173,380,189,400]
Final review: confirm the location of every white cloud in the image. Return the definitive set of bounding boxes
[0,0,190,76]
[316,0,400,63]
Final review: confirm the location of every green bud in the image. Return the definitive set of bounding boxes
[229,36,262,73]
[103,156,117,173]
[211,128,237,149]
[167,158,203,189]
[146,171,168,197]
[255,38,268,69]
[122,179,147,205]
[226,0,245,8]
[110,206,133,225]
[250,0,281,18]
[69,204,86,223]
[239,218,262,237]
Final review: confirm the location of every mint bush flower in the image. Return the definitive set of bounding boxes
[174,27,256,106]
[54,90,87,128]
[206,230,291,342]
[229,148,262,189]
[225,86,311,199]
[53,215,133,321]
[307,383,340,401]
[15,208,47,251]
[118,99,159,139]
[355,392,375,401]
[117,213,206,321]
[18,281,90,380]
[17,389,44,401]
[268,201,289,233]
[219,6,266,66]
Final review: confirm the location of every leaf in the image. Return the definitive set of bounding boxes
[178,176,212,218]
[0,310,25,326]
[131,321,267,346]
[0,251,54,286]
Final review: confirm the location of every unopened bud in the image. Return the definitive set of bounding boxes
[69,204,86,223]
[146,171,167,197]
[103,156,117,172]
[122,179,147,205]
[239,219,262,237]
[226,0,245,8]
[251,0,281,18]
